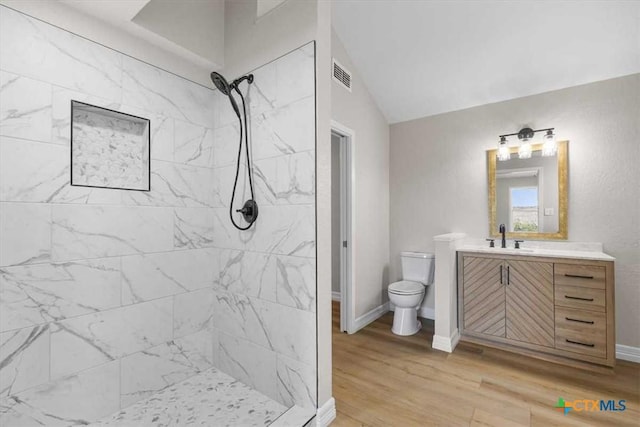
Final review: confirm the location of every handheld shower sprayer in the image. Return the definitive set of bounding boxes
[210,71,257,230]
[210,72,254,119]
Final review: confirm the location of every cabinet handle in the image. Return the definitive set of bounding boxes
[500,265,503,284]
[564,274,594,279]
[507,266,510,285]
[565,317,595,325]
[565,339,595,348]
[564,295,594,302]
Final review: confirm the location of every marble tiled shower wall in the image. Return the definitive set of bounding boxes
[210,42,317,411]
[0,5,316,425]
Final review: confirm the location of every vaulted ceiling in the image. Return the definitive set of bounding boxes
[333,1,640,123]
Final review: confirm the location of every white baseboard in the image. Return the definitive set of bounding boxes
[432,329,460,353]
[616,344,640,363]
[450,329,460,350]
[315,397,336,427]
[331,291,341,302]
[352,302,390,333]
[389,303,435,320]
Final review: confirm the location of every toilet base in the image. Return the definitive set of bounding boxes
[391,307,422,336]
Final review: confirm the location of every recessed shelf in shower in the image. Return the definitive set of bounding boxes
[70,100,150,191]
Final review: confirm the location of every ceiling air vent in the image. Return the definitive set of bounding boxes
[332,59,352,92]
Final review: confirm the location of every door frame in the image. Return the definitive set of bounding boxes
[331,120,355,334]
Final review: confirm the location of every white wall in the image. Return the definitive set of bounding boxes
[0,0,218,87]
[0,0,333,415]
[331,30,391,319]
[209,42,318,411]
[390,74,640,348]
[0,5,219,423]
[221,0,334,412]
[315,0,334,413]
[222,0,318,78]
[257,0,287,18]
[132,0,225,66]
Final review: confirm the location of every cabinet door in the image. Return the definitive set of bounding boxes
[505,260,554,347]
[463,256,505,337]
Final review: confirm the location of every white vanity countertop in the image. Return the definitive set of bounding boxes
[458,245,615,261]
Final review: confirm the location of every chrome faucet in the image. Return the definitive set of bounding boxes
[499,224,506,248]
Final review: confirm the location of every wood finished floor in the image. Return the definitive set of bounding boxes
[330,301,639,426]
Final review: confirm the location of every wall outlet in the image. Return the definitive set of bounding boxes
[545,208,554,216]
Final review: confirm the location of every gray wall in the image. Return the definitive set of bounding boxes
[390,74,640,347]
[332,29,391,319]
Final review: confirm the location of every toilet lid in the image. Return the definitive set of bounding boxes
[389,280,424,295]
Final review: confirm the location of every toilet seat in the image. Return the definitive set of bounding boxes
[388,280,424,295]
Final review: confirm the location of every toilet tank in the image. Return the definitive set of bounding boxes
[400,251,435,285]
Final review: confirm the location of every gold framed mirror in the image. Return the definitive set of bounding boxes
[488,141,568,240]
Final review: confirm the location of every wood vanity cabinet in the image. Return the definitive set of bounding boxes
[458,252,615,369]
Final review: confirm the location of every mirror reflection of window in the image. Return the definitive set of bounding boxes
[496,166,542,233]
[510,187,539,232]
[495,151,558,234]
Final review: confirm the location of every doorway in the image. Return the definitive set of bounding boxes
[331,121,354,333]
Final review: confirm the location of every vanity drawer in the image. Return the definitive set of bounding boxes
[555,307,606,336]
[555,329,607,359]
[555,285,605,312]
[554,264,605,289]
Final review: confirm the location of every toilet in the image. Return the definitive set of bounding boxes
[388,251,435,336]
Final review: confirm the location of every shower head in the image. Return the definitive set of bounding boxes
[210,71,231,95]
[210,71,240,118]
[210,72,255,95]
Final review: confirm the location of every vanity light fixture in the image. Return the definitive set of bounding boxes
[516,127,533,159]
[518,139,532,159]
[497,136,510,161]
[497,127,556,161]
[542,129,557,157]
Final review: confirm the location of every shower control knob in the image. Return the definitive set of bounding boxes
[236,199,259,223]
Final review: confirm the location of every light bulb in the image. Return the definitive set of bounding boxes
[497,137,510,161]
[542,130,557,157]
[518,137,532,159]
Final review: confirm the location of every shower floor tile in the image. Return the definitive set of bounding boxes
[92,367,287,426]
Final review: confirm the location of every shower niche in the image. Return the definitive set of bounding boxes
[70,100,150,191]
